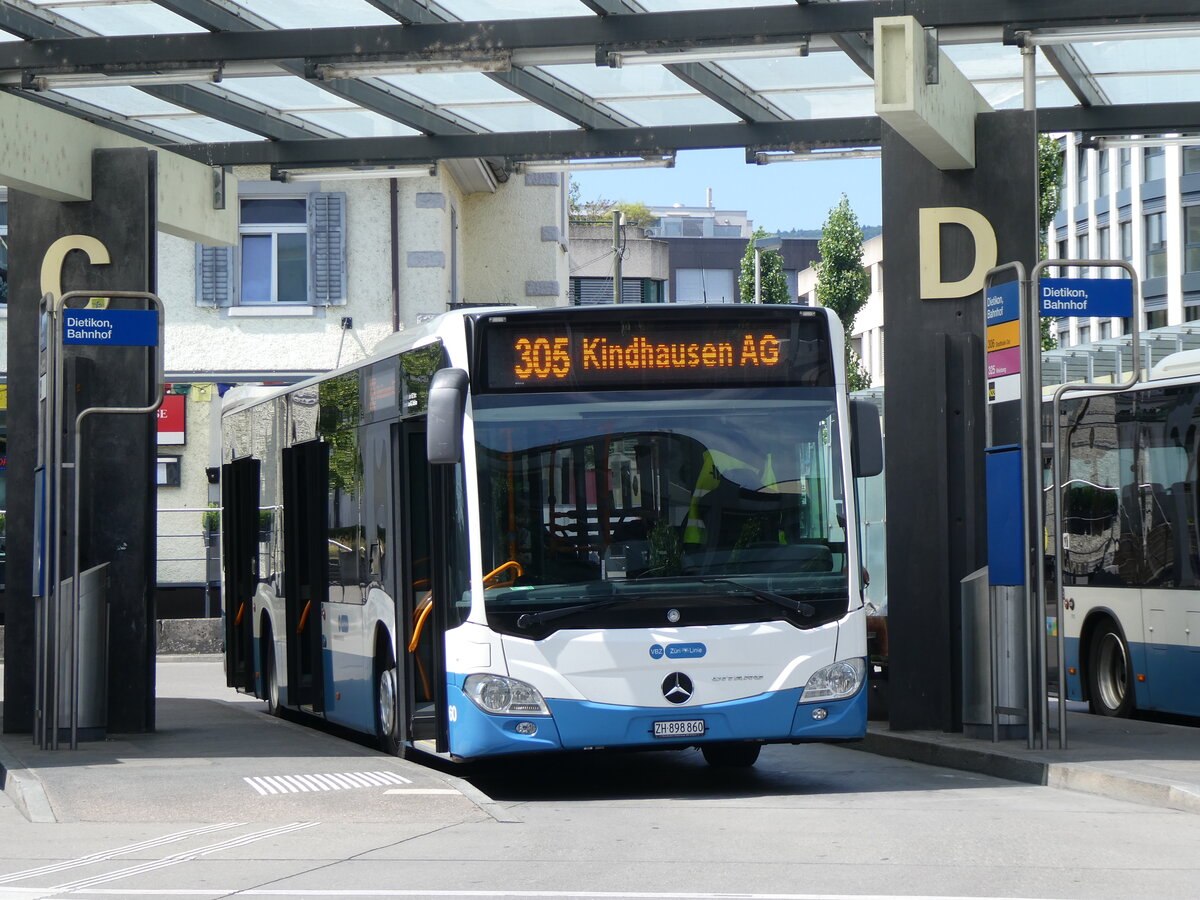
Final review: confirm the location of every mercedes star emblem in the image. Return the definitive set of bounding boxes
[662,672,694,704]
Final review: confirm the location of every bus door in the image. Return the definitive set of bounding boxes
[281,439,328,711]
[399,421,449,751]
[222,456,260,692]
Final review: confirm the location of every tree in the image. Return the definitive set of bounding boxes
[815,195,871,391]
[613,201,658,229]
[1037,134,1065,351]
[568,177,612,219]
[738,227,790,304]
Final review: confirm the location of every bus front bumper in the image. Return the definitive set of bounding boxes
[444,679,867,760]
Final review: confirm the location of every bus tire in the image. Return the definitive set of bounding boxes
[375,656,401,756]
[1087,621,1134,718]
[263,627,281,718]
[700,742,761,767]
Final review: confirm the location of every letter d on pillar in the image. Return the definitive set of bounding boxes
[918,207,998,300]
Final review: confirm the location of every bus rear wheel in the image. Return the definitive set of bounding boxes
[700,742,761,767]
[1087,623,1134,718]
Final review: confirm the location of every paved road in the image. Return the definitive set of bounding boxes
[0,658,1197,899]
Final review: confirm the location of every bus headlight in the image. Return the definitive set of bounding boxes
[463,674,550,716]
[799,658,865,703]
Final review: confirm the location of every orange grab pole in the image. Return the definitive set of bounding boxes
[297,600,311,634]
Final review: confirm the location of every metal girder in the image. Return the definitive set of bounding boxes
[5,3,1200,72]
[665,62,786,123]
[167,118,884,166]
[163,100,1200,168]
[802,0,874,78]
[153,0,476,136]
[357,1,634,133]
[1040,44,1109,107]
[0,0,320,141]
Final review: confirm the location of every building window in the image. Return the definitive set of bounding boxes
[1145,212,1167,278]
[675,268,736,303]
[1076,232,1090,265]
[1186,306,1200,322]
[1186,206,1200,274]
[1076,144,1089,199]
[1099,320,1112,340]
[156,456,182,488]
[1077,324,1090,345]
[1119,221,1133,263]
[1143,145,1166,183]
[1118,148,1132,190]
[1097,148,1110,193]
[1097,225,1110,262]
[1146,309,1168,330]
[196,190,346,308]
[239,198,308,303]
[1185,146,1200,176]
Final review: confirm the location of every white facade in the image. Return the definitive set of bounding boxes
[1051,135,1200,347]
[796,234,885,387]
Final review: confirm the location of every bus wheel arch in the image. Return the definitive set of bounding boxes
[1082,612,1134,718]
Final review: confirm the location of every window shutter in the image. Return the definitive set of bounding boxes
[195,244,234,308]
[309,192,347,306]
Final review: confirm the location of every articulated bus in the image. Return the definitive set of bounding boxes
[1055,348,1200,719]
[220,304,882,765]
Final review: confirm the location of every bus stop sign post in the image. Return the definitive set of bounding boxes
[36,290,165,751]
[980,263,1036,749]
[1034,260,1139,752]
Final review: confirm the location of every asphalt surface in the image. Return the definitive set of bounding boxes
[1,657,1198,824]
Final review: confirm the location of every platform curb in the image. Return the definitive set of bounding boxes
[0,742,57,824]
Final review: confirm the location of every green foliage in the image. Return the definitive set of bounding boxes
[201,503,220,532]
[815,196,871,389]
[613,201,658,229]
[738,227,790,304]
[568,177,614,220]
[1038,134,1064,351]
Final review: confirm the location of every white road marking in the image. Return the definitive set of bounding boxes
[383,788,462,795]
[48,822,318,892]
[244,770,413,795]
[51,891,1062,900]
[0,823,244,884]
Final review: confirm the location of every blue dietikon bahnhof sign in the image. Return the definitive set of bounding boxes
[63,308,159,346]
[1039,277,1134,319]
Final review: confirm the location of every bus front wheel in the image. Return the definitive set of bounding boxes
[376,660,401,756]
[263,627,281,717]
[1087,623,1134,718]
[700,742,761,767]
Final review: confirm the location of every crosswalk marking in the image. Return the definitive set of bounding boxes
[244,770,413,795]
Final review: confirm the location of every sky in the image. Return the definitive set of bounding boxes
[568,146,883,233]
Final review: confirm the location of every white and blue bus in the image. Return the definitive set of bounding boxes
[220,304,882,765]
[1055,349,1200,719]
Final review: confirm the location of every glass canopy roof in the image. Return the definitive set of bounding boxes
[1,0,1199,168]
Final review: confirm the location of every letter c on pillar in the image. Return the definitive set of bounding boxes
[918,207,998,300]
[40,235,112,300]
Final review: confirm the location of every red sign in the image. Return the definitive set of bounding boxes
[157,393,186,445]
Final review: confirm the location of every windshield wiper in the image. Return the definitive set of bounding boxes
[699,578,816,618]
[516,594,640,630]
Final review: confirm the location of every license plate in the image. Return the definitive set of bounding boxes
[653,719,706,738]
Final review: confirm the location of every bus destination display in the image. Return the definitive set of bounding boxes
[482,316,830,390]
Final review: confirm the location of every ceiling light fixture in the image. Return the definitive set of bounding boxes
[1095,135,1200,150]
[277,165,437,184]
[314,52,512,80]
[25,68,223,91]
[605,41,808,68]
[518,155,675,173]
[1023,23,1200,46]
[753,148,880,164]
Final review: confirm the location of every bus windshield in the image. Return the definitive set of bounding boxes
[473,388,849,636]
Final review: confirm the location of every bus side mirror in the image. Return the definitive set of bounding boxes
[850,399,883,478]
[427,367,469,465]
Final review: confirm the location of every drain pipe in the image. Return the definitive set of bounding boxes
[390,178,400,332]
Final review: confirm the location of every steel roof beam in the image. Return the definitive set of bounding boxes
[1039,44,1109,107]
[5,3,1200,71]
[168,117,884,166]
[1,0,319,141]
[162,100,1200,168]
[154,0,477,136]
